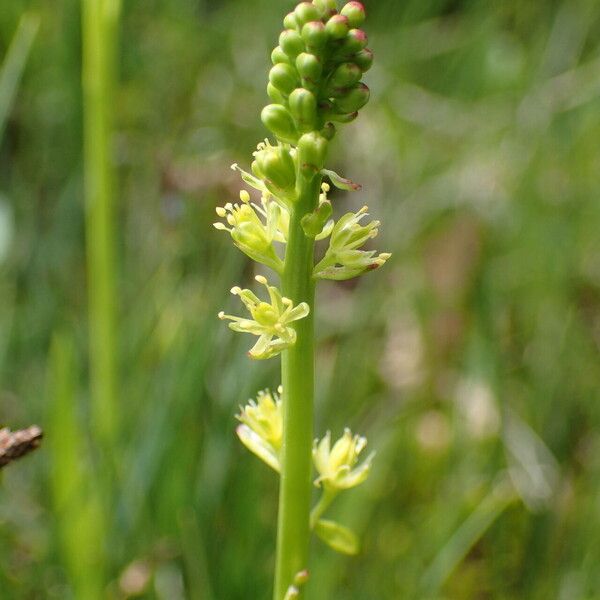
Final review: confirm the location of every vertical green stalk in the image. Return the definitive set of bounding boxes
[49,333,106,600]
[218,4,378,597]
[274,173,321,600]
[81,0,120,446]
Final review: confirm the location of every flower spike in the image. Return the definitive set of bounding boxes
[313,428,374,490]
[218,275,310,360]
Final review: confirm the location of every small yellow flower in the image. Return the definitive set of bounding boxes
[313,206,391,280]
[236,387,283,472]
[218,275,310,360]
[214,190,287,272]
[313,428,374,490]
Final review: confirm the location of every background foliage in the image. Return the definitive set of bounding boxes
[1,0,600,598]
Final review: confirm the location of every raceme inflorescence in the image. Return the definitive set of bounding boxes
[214,2,388,598]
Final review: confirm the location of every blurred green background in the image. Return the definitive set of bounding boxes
[2,0,600,598]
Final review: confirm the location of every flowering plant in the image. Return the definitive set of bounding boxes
[215,2,388,597]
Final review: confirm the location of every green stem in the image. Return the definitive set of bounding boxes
[309,488,337,529]
[274,171,321,600]
[82,0,121,447]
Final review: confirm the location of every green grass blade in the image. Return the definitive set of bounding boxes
[0,12,39,142]
[48,332,106,599]
[81,0,121,448]
[420,478,517,597]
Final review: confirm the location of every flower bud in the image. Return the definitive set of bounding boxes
[297,131,328,173]
[327,111,358,123]
[271,45,291,65]
[313,0,337,15]
[325,14,349,39]
[279,29,305,58]
[320,122,336,140]
[261,104,298,143]
[289,88,318,132]
[339,28,368,54]
[267,82,286,104]
[283,12,297,30]
[340,2,366,28]
[253,142,296,191]
[301,21,328,49]
[296,52,322,83]
[353,48,373,72]
[301,199,333,237]
[332,82,369,113]
[269,63,297,95]
[325,62,362,95]
[294,2,321,26]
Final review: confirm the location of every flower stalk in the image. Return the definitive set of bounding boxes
[275,162,321,599]
[215,2,388,597]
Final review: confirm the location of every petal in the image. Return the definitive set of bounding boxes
[248,334,274,359]
[313,431,331,475]
[315,219,335,241]
[236,425,280,472]
[231,163,268,193]
[329,429,353,471]
[286,302,310,322]
[337,452,375,489]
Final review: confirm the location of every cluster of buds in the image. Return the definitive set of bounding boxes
[264,1,373,144]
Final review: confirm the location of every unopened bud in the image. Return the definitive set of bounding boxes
[320,122,336,140]
[297,132,328,173]
[279,29,305,58]
[283,12,297,30]
[267,82,286,104]
[325,15,349,39]
[339,28,368,54]
[340,2,366,28]
[296,52,323,83]
[289,88,318,132]
[353,48,373,72]
[332,82,369,113]
[261,104,298,143]
[326,111,358,123]
[253,144,296,191]
[301,21,328,49]
[294,2,321,26]
[269,63,298,95]
[294,570,310,586]
[271,46,291,65]
[301,200,333,237]
[325,62,362,94]
[313,0,337,15]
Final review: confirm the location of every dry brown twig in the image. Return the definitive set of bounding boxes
[0,425,43,468]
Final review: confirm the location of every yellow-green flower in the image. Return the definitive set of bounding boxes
[313,206,390,280]
[313,428,374,490]
[236,387,283,472]
[214,189,286,272]
[218,275,309,360]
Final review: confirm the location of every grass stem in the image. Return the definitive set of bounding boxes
[81,0,121,447]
